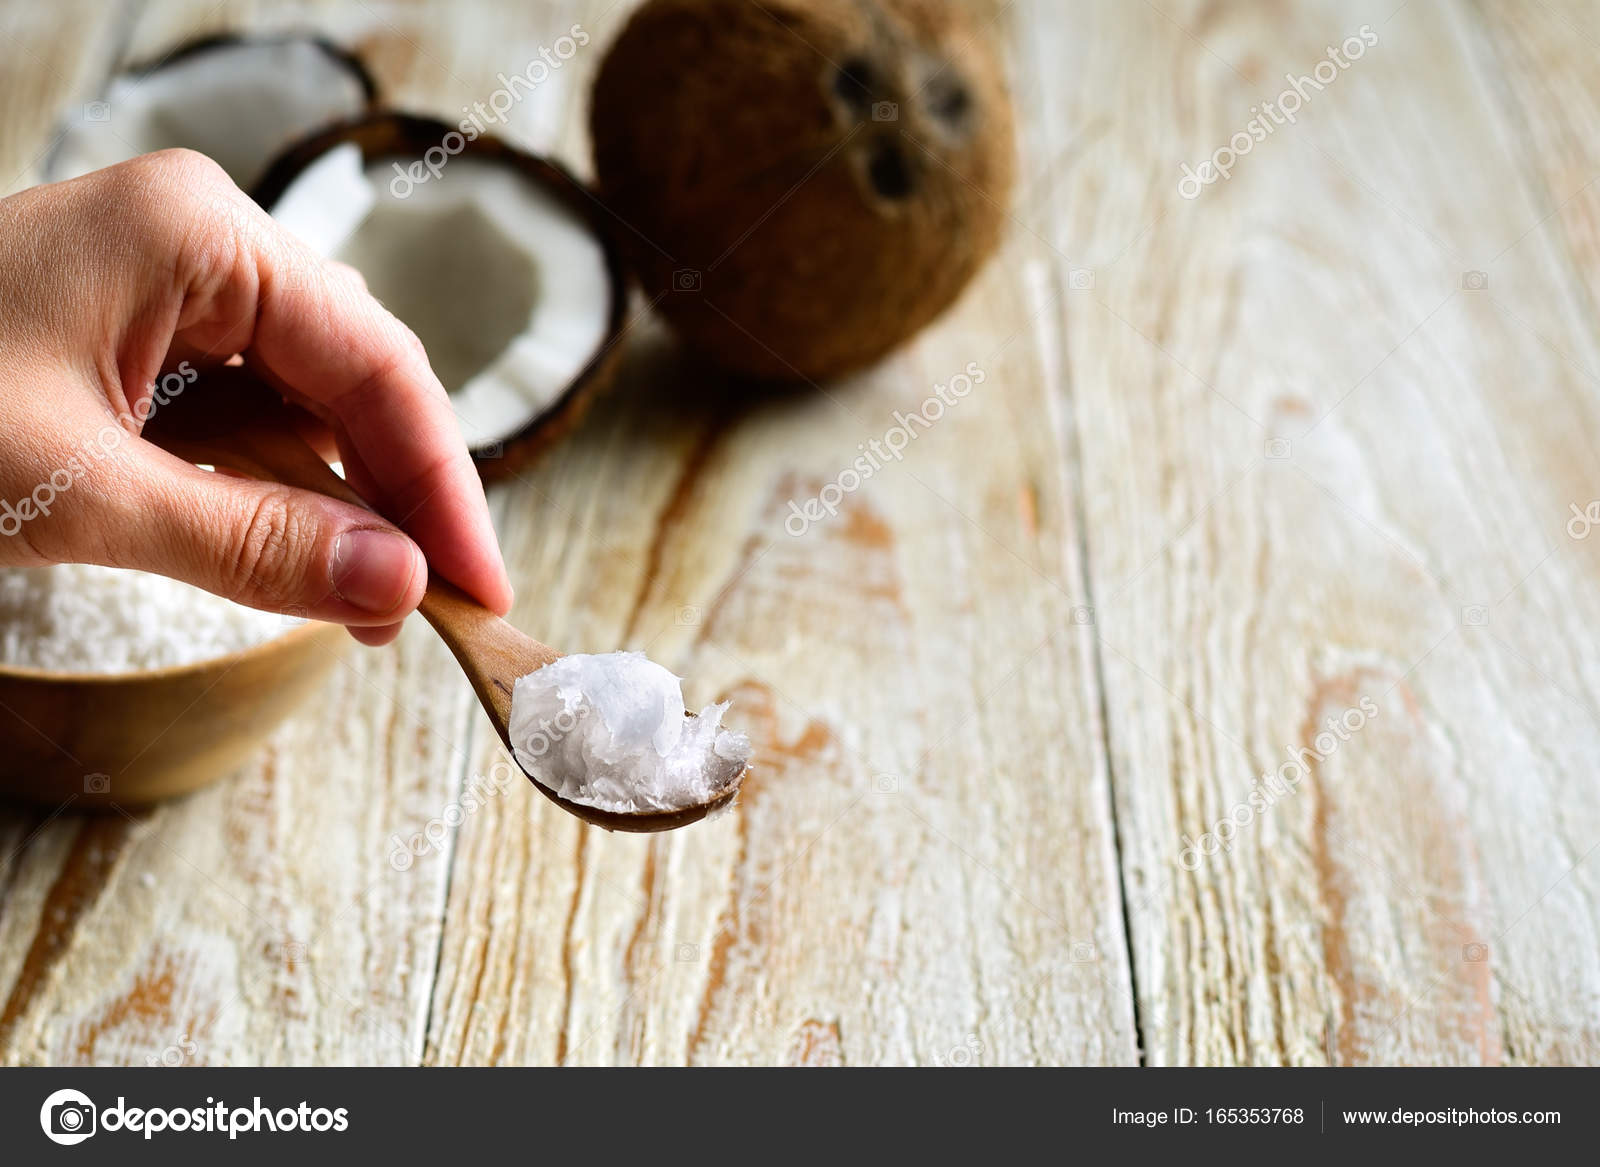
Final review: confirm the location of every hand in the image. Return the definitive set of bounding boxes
[0,149,513,646]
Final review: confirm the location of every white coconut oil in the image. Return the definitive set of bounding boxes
[508,652,751,814]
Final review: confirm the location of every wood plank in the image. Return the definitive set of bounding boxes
[0,0,138,196]
[0,0,491,1067]
[1457,0,1600,1063]
[16,0,1600,1067]
[1025,0,1600,1063]
[423,0,1139,1066]
[0,631,485,1064]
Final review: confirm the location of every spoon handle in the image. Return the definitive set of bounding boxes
[143,367,557,734]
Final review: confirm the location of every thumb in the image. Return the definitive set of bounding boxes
[107,448,426,629]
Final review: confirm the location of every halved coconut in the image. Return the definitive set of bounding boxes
[252,114,627,477]
[43,32,376,191]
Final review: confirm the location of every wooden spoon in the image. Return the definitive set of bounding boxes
[142,367,744,832]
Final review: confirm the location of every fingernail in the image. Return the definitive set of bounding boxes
[330,529,418,615]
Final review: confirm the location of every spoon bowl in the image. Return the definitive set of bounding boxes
[416,579,742,831]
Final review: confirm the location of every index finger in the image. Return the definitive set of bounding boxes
[178,179,515,616]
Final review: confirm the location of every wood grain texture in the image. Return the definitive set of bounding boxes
[0,0,136,196]
[1024,0,1600,1063]
[2,0,1599,1066]
[0,0,491,1065]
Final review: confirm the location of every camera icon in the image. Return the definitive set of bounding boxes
[672,268,702,292]
[40,1089,97,1145]
[1070,605,1094,626]
[1461,605,1488,627]
[51,1101,94,1134]
[1068,267,1095,291]
[675,942,700,962]
[280,604,308,627]
[1070,941,1098,963]
[1264,437,1292,460]
[83,101,110,122]
[675,605,701,626]
[84,772,110,795]
[873,773,899,794]
[871,101,898,122]
[1462,270,1488,291]
[477,440,504,460]
[280,940,307,965]
[1462,942,1489,963]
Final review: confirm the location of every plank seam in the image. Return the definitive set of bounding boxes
[1050,254,1148,1065]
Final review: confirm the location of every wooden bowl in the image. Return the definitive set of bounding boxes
[0,620,345,809]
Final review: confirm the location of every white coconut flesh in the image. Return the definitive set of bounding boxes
[270,144,612,447]
[45,38,369,189]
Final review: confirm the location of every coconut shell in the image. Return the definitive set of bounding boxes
[590,0,1015,381]
[253,113,630,481]
[42,31,378,190]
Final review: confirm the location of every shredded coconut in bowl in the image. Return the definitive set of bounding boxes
[0,564,292,673]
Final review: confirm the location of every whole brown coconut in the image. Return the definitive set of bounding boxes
[590,0,1015,381]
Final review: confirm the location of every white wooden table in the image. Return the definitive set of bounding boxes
[2,0,1599,1065]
